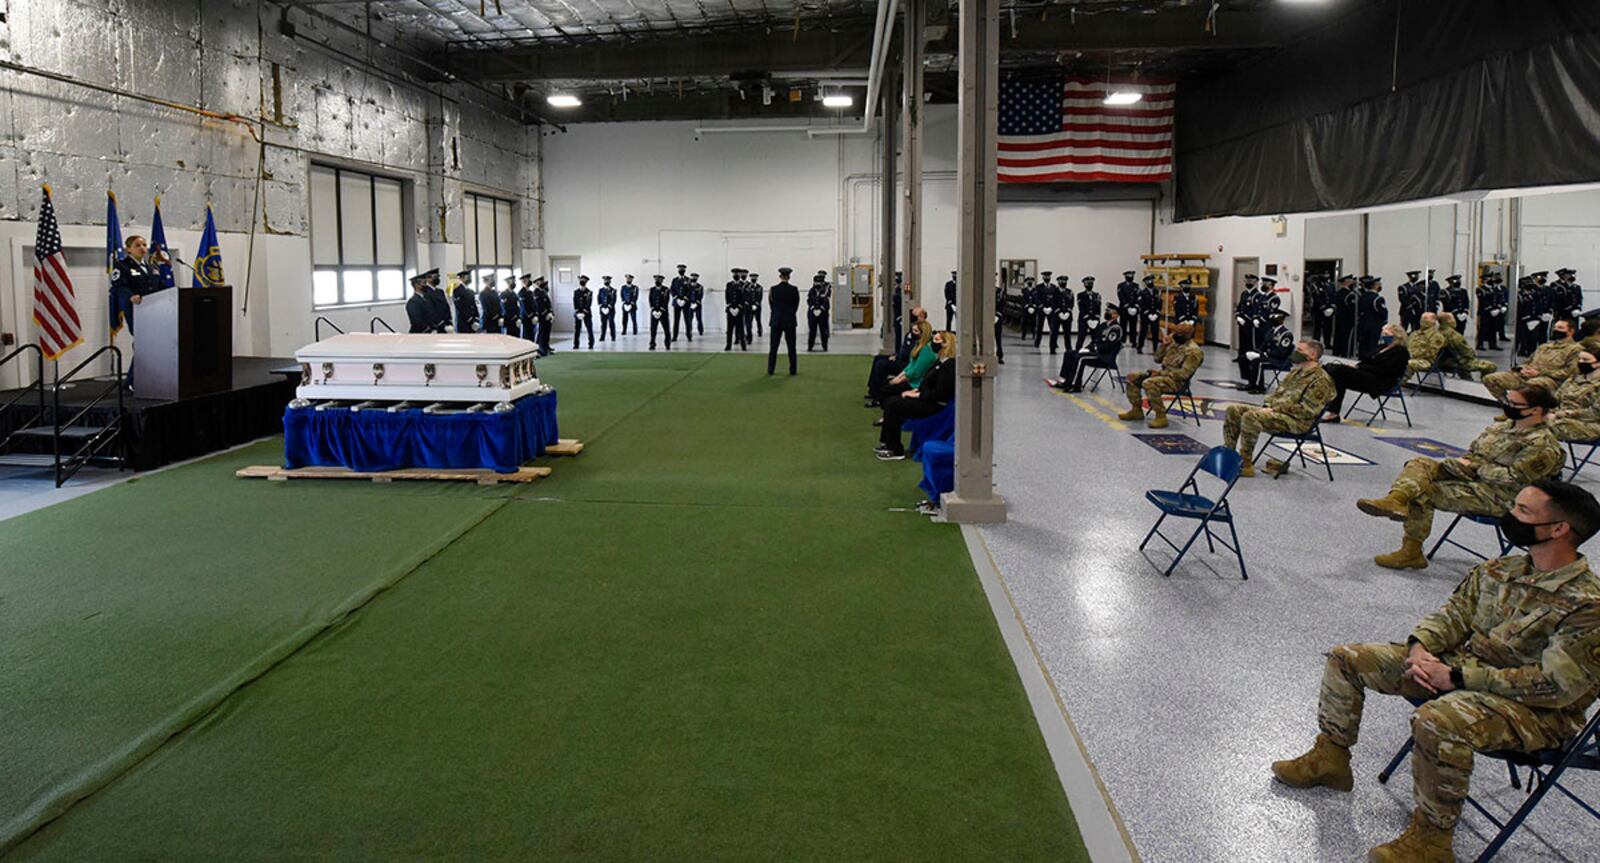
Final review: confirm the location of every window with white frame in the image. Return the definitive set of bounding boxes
[463,192,516,286]
[310,165,409,308]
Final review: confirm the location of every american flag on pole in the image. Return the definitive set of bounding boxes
[32,186,83,360]
[998,77,1175,183]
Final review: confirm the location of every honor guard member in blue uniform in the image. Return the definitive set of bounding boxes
[892,271,906,346]
[499,275,522,340]
[596,276,618,341]
[1235,272,1261,371]
[1075,275,1103,351]
[747,272,763,341]
[1531,271,1554,346]
[807,272,832,352]
[1357,275,1389,357]
[1051,307,1123,392]
[1476,274,1500,351]
[1019,277,1037,340]
[1495,273,1512,342]
[620,274,639,335]
[648,275,672,350]
[421,269,451,331]
[670,267,692,343]
[1172,277,1200,327]
[1516,275,1543,357]
[533,276,557,355]
[477,271,503,334]
[769,268,801,375]
[406,273,441,333]
[689,273,706,335]
[1443,275,1470,333]
[670,263,690,295]
[1052,274,1075,354]
[944,270,958,331]
[1254,276,1283,349]
[1333,274,1359,357]
[1033,271,1057,349]
[572,275,595,349]
[1311,276,1336,346]
[1242,278,1285,391]
[1556,268,1583,321]
[993,280,1006,364]
[110,235,172,389]
[1245,308,1296,392]
[725,268,749,351]
[1135,274,1161,353]
[1115,270,1139,346]
[1399,270,1424,332]
[1425,268,1441,313]
[451,270,480,333]
[516,274,538,344]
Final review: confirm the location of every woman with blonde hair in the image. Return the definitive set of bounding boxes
[876,330,958,460]
[1321,322,1410,421]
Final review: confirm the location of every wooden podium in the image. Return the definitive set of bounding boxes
[134,286,233,400]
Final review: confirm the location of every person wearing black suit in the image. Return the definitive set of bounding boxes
[1322,324,1410,420]
[648,275,672,350]
[1135,275,1161,352]
[516,275,538,344]
[1115,271,1139,346]
[747,272,763,341]
[451,270,480,333]
[670,267,692,343]
[994,281,1006,364]
[1476,277,1499,351]
[1033,271,1058,349]
[690,274,706,335]
[1333,275,1359,357]
[1171,277,1200,327]
[875,333,955,460]
[1310,277,1335,346]
[1357,275,1389,357]
[478,273,503,334]
[725,268,748,351]
[406,274,441,333]
[597,276,618,341]
[572,275,595,349]
[1075,275,1103,351]
[807,274,831,352]
[1052,307,1123,392]
[422,269,451,331]
[944,271,958,331]
[767,267,800,375]
[620,275,639,335]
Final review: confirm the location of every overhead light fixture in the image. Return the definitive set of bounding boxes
[822,93,853,108]
[1103,90,1142,105]
[546,94,582,108]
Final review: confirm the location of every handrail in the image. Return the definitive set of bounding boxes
[55,346,124,432]
[0,344,45,417]
[50,346,125,486]
[369,316,396,333]
[315,316,346,340]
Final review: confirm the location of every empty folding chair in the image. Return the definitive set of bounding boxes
[1408,359,1446,393]
[1139,446,1248,579]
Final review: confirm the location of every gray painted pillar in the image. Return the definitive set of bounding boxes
[879,40,899,356]
[942,0,1006,524]
[901,0,924,335]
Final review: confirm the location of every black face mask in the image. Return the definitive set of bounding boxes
[1499,513,1561,549]
[1555,329,1571,340]
[1172,333,1190,344]
[1502,401,1531,421]
[1581,362,1597,376]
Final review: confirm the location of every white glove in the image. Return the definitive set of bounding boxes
[1148,313,1159,321]
[691,303,700,310]
[731,308,740,316]
[1527,320,1540,330]
[1026,306,1037,314]
[1236,316,1247,325]
[1079,347,1092,354]
[652,310,662,319]
[1246,351,1261,360]
[1323,308,1334,316]
[1542,313,1553,321]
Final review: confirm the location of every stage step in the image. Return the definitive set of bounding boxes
[10,425,115,441]
[0,454,58,468]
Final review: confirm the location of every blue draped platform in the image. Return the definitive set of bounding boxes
[283,391,559,474]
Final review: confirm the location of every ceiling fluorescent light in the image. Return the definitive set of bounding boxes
[1103,90,1142,106]
[822,93,853,108]
[546,94,582,108]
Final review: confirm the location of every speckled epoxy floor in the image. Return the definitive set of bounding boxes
[977,338,1600,863]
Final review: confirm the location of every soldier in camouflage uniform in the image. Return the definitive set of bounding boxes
[1221,339,1336,477]
[1274,480,1600,863]
[1357,385,1565,569]
[1117,322,1204,429]
[1405,314,1448,379]
[1434,313,1497,378]
[1483,318,1582,401]
[1549,351,1600,442]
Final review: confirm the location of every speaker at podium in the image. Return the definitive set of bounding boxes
[133,286,234,400]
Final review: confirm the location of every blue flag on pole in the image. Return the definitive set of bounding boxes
[193,204,225,289]
[150,196,176,288]
[108,190,132,339]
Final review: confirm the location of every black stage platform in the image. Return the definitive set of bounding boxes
[0,357,297,471]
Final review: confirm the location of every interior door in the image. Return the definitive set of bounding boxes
[549,256,580,331]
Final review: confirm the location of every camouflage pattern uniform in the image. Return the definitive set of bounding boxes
[1483,338,1582,401]
[1316,553,1600,830]
[1405,321,1446,376]
[1222,365,1336,456]
[1125,340,1204,417]
[1550,374,1600,442]
[1438,320,1497,377]
[1384,421,1565,542]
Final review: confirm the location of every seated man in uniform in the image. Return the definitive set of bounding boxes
[1273,479,1600,863]
[1549,350,1600,442]
[1117,322,1204,429]
[1357,384,1565,570]
[1048,307,1122,393]
[1405,313,1449,380]
[1433,313,1497,379]
[1483,317,1582,401]
[1221,339,1335,477]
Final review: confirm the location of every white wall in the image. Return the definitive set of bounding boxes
[1522,188,1600,309]
[1155,204,1306,346]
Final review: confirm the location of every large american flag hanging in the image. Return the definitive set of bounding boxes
[998,78,1175,183]
[32,186,83,360]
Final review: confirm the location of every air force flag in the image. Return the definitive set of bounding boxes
[192,204,226,289]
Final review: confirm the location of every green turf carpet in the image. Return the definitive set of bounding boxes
[4,352,1086,861]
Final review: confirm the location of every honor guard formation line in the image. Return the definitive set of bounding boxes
[9,4,1600,863]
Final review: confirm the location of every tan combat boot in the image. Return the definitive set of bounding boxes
[1357,493,1411,521]
[1238,457,1256,478]
[1148,411,1170,429]
[1367,810,1456,863]
[1270,733,1353,791]
[1118,406,1145,422]
[1375,539,1428,570]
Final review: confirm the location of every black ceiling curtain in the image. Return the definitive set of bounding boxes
[1173,0,1600,220]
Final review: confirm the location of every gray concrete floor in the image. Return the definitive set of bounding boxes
[0,464,128,524]
[978,336,1599,863]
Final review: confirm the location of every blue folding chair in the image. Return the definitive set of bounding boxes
[1408,359,1446,392]
[1081,356,1124,392]
[1139,446,1248,579]
[918,440,955,502]
[1565,438,1600,482]
[1345,382,1413,428]
[1254,417,1335,482]
[1377,704,1600,863]
[904,401,955,461]
[1427,511,1513,561]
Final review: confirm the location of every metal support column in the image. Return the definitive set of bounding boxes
[879,39,900,356]
[942,0,1006,523]
[900,0,924,337]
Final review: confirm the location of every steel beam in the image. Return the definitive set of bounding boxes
[901,0,924,340]
[942,0,1005,524]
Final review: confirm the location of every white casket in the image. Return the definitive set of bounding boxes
[294,334,543,405]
